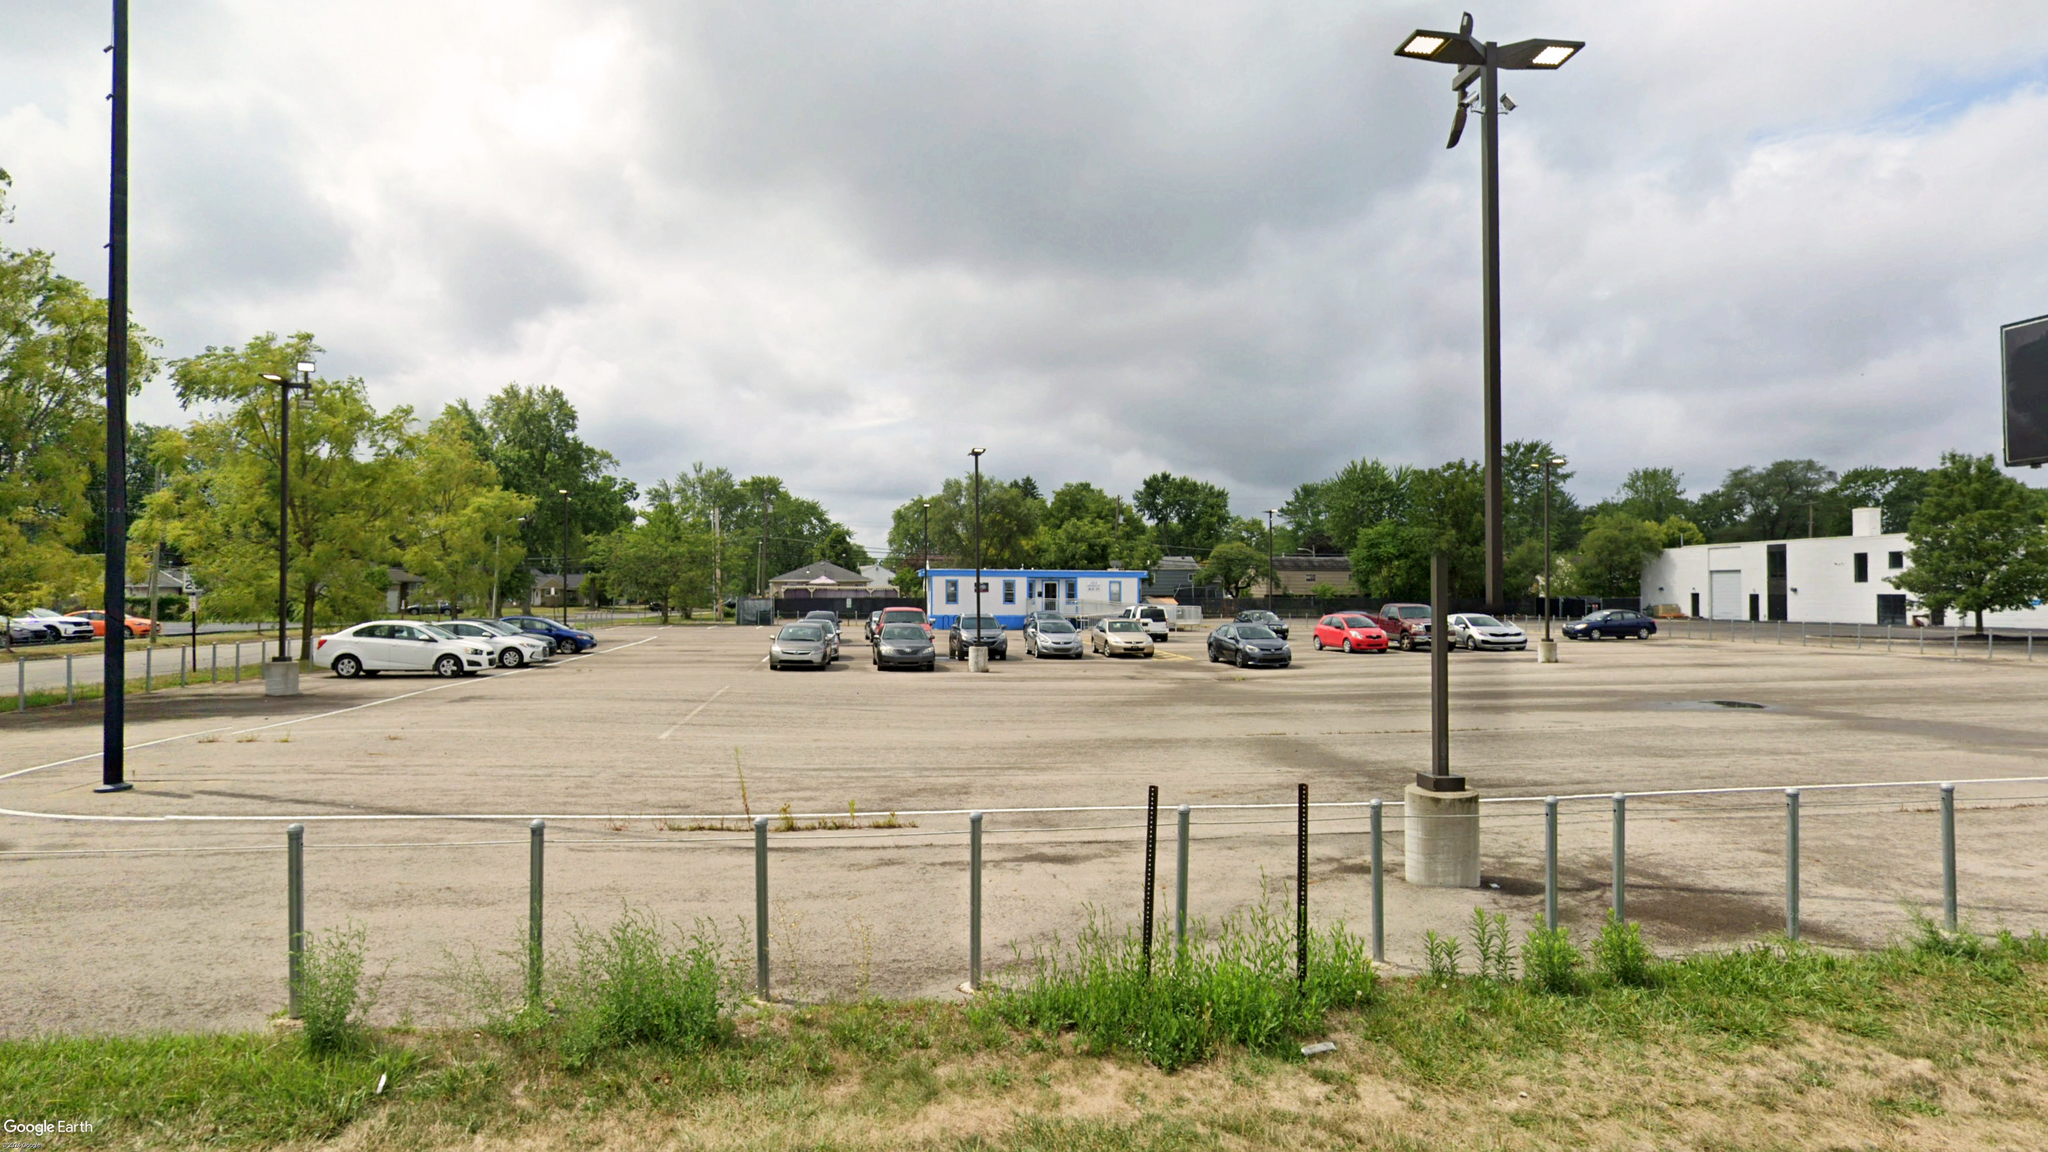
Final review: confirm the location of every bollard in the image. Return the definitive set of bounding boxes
[145,646,152,692]
[15,658,22,714]
[529,820,545,1004]
[1296,783,1308,985]
[1953,628,1959,658]
[1612,793,1627,921]
[1369,798,1385,963]
[212,643,219,684]
[287,823,305,1018]
[969,811,983,990]
[1988,632,1995,660]
[1785,789,1801,942]
[235,641,242,682]
[1940,784,1957,932]
[1886,625,1892,653]
[66,654,74,704]
[1175,804,1190,957]
[179,646,186,688]
[1142,786,1158,977]
[753,816,770,1000]
[1544,797,1559,930]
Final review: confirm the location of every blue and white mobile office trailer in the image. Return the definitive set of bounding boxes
[923,568,1150,630]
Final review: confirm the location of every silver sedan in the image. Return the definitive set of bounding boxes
[769,623,836,670]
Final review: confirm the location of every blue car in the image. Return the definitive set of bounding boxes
[1562,609,1658,641]
[499,615,597,654]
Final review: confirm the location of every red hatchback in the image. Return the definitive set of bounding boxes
[879,606,932,636]
[1313,613,1387,653]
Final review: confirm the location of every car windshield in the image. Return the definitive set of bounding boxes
[1038,620,1075,634]
[1463,615,1504,628]
[806,612,836,623]
[1341,615,1374,628]
[1395,606,1430,619]
[469,620,520,636]
[418,625,456,640]
[960,616,999,631]
[881,610,923,622]
[1107,620,1141,633]
[1237,625,1276,639]
[879,624,925,640]
[779,625,823,641]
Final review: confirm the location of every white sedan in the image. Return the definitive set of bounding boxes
[312,621,492,678]
[1446,613,1528,652]
[437,618,551,668]
[26,609,94,641]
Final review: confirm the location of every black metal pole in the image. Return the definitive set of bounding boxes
[1296,783,1309,985]
[559,490,570,625]
[1142,784,1158,978]
[971,453,983,630]
[1542,464,1553,641]
[276,377,291,662]
[98,0,131,793]
[1266,511,1276,614]
[1481,42,1504,614]
[1417,551,1465,792]
[921,502,929,599]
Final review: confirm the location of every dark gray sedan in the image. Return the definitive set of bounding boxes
[947,615,1009,660]
[872,622,936,671]
[1024,617,1085,658]
[1208,623,1292,668]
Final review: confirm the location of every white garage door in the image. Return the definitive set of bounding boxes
[1709,570,1743,620]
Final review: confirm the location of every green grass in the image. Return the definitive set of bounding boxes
[2,923,2043,1150]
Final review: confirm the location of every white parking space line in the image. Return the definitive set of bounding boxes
[0,633,662,786]
[659,686,729,739]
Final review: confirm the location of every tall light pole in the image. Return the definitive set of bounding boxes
[711,507,722,621]
[1396,15,1582,614]
[557,489,571,624]
[259,363,314,663]
[757,494,776,608]
[1264,509,1278,613]
[97,0,133,791]
[1533,455,1566,656]
[920,500,930,598]
[969,450,986,630]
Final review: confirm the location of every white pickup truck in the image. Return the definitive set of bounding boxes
[1117,604,1173,642]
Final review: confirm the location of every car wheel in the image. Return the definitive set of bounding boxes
[1235,648,1248,668]
[1343,638,1354,653]
[1313,637,1324,650]
[1208,645,1219,662]
[332,654,362,679]
[434,654,463,677]
[555,637,576,654]
[499,648,524,669]
[1637,628,1651,640]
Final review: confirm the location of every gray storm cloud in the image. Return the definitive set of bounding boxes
[1,0,2045,544]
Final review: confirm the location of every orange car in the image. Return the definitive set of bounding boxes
[67,610,157,638]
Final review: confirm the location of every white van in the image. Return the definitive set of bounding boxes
[1118,604,1173,642]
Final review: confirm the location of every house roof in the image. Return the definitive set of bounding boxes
[769,561,865,585]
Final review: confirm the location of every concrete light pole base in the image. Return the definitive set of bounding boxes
[263,659,301,697]
[968,645,990,673]
[1404,783,1480,887]
[1537,638,1558,663]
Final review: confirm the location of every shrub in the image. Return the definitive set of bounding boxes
[555,906,730,1067]
[299,922,380,1056]
[1423,931,1462,984]
[1592,912,1653,987]
[986,896,1377,1071]
[1521,917,1583,995]
[1468,909,1514,982]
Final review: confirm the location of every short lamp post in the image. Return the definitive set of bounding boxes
[1533,455,1567,663]
[557,489,571,625]
[258,362,315,692]
[1396,14,1581,615]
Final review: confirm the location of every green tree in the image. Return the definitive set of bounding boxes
[587,512,709,624]
[812,523,871,571]
[1504,441,1582,554]
[451,385,637,579]
[1044,481,1117,533]
[1134,472,1231,553]
[1835,465,1930,533]
[1570,511,1665,597]
[1344,461,1482,601]
[1694,460,1837,541]
[1891,453,2048,634]
[399,416,535,613]
[1,171,159,615]
[1318,459,1410,556]
[884,472,1044,575]
[1609,467,1690,523]
[143,334,412,656]
[1197,540,1267,598]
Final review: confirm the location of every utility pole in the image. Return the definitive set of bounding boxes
[712,507,723,621]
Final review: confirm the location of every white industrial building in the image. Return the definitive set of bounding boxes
[922,568,1148,629]
[1640,507,2048,628]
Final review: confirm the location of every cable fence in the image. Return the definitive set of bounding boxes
[1661,616,2048,660]
[5,776,2043,1034]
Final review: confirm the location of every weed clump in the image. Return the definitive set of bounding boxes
[1593,912,1653,986]
[555,907,731,1067]
[985,894,1376,1071]
[1520,917,1583,995]
[299,922,380,1056]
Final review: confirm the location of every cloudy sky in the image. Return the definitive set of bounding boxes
[4,1,2046,545]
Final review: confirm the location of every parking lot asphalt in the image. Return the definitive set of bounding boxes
[4,622,2047,1034]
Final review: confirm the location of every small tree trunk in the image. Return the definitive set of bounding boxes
[1976,608,1985,637]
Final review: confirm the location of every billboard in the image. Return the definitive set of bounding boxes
[2004,313,2048,467]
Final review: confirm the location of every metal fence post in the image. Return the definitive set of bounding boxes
[1940,784,1957,932]
[179,646,186,688]
[1785,789,1801,942]
[1544,796,1559,930]
[1612,792,1627,921]
[15,658,22,713]
[529,819,545,1004]
[1988,632,1995,660]
[1142,786,1158,977]
[236,641,242,681]
[1296,782,1308,985]
[1369,798,1384,963]
[753,816,770,1000]
[1175,804,1190,957]
[287,823,305,1018]
[969,811,983,990]
[1953,628,1959,658]
[211,642,218,684]
[65,654,73,704]
[145,646,152,692]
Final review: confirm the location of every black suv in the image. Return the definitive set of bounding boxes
[1233,609,1289,640]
